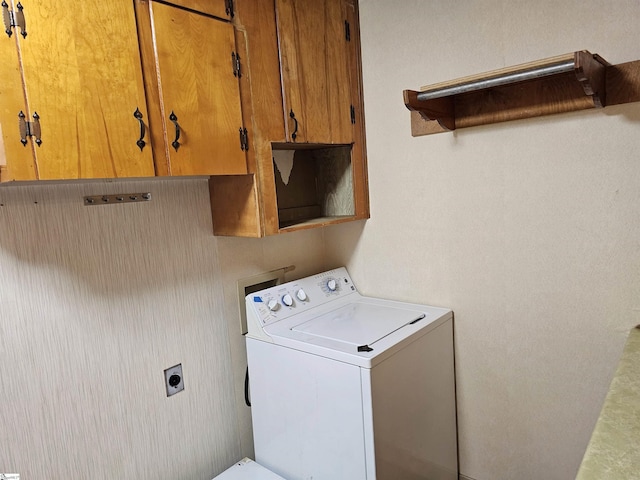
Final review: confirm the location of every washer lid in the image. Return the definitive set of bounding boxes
[291,301,427,348]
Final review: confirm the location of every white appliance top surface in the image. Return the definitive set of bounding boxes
[291,301,426,346]
[212,458,285,480]
[246,267,452,367]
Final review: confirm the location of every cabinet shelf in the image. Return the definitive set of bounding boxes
[404,51,640,135]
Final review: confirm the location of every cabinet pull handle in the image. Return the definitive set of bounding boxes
[225,0,234,18]
[169,111,181,151]
[289,109,298,141]
[133,108,146,151]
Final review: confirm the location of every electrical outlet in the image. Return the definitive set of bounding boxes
[164,364,184,397]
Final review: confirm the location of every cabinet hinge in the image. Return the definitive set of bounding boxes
[225,0,234,18]
[350,105,356,124]
[239,127,248,151]
[344,20,351,42]
[232,52,242,78]
[2,0,26,38]
[18,110,41,146]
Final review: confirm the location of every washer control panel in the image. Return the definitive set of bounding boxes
[246,267,357,332]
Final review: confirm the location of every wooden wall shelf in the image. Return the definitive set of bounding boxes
[404,51,640,136]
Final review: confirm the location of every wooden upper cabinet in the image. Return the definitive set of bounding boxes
[0,0,155,181]
[141,1,247,176]
[276,0,354,144]
[161,0,232,19]
[209,0,369,237]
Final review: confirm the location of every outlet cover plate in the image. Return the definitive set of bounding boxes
[164,364,184,397]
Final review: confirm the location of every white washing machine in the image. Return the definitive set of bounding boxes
[245,267,458,480]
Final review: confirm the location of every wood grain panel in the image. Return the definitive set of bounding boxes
[209,174,262,236]
[163,0,229,19]
[135,0,169,176]
[151,2,247,176]
[606,60,640,106]
[454,73,597,129]
[409,72,600,135]
[18,0,155,179]
[0,16,37,181]
[344,0,369,220]
[276,0,353,144]
[211,0,285,236]
[409,111,449,136]
[233,0,286,143]
[323,0,353,143]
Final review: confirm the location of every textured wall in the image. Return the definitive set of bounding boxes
[325,1,640,479]
[0,178,326,479]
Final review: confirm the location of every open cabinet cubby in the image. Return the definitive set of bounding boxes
[272,144,355,229]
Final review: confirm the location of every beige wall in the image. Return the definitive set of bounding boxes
[324,1,640,479]
[0,178,327,479]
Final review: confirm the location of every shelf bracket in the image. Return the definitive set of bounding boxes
[574,51,608,107]
[403,89,455,131]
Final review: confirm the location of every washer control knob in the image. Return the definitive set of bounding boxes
[296,289,308,301]
[327,279,337,291]
[282,294,294,307]
[267,299,280,311]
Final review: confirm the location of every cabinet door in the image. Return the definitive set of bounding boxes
[162,0,230,19]
[0,17,36,181]
[276,0,353,144]
[15,0,155,179]
[150,2,247,175]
